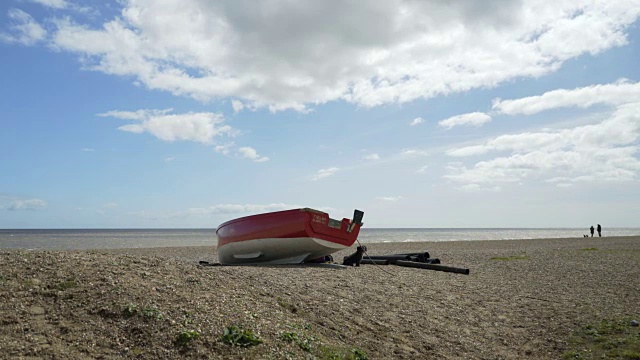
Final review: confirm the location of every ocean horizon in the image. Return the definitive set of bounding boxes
[1,227,639,250]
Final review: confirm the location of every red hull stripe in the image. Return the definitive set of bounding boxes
[216,208,360,248]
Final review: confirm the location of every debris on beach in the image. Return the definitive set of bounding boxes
[347,251,470,275]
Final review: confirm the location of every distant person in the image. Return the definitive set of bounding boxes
[590,225,594,237]
[597,224,602,237]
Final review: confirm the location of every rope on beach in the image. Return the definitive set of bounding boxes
[356,239,395,276]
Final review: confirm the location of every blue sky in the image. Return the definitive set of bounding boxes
[1,0,640,229]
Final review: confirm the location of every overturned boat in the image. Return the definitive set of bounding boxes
[216,208,364,265]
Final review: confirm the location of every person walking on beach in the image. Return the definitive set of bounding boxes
[590,225,594,237]
[597,224,602,237]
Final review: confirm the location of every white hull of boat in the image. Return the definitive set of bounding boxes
[216,236,349,265]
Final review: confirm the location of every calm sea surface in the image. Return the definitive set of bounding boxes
[1,228,639,250]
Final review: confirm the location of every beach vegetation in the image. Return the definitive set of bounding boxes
[175,330,200,347]
[276,296,300,314]
[581,248,598,251]
[490,255,529,261]
[122,304,163,320]
[316,345,369,360]
[54,277,78,290]
[280,328,320,352]
[562,318,640,359]
[221,325,263,347]
[287,322,312,330]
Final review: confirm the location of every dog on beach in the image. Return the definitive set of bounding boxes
[583,234,588,238]
[342,246,367,267]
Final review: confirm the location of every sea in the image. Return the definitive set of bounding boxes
[1,228,639,250]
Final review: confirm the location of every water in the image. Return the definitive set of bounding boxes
[1,227,638,250]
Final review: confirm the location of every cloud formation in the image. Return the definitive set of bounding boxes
[238,147,269,162]
[98,109,237,144]
[492,79,640,115]
[445,81,640,187]
[312,167,339,181]
[5,1,639,111]
[376,196,403,202]
[410,117,424,126]
[3,198,48,211]
[439,112,492,129]
[28,0,69,9]
[0,9,46,45]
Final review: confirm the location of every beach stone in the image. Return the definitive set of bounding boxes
[29,306,45,316]
[631,320,639,327]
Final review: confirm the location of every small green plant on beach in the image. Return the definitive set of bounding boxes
[490,255,529,261]
[123,304,138,317]
[175,330,200,347]
[141,306,163,320]
[279,331,314,352]
[221,325,263,347]
[562,318,640,359]
[279,331,300,342]
[581,247,598,251]
[349,348,369,360]
[277,296,300,314]
[54,277,78,290]
[122,304,163,320]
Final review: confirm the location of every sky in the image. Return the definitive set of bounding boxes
[1,0,640,229]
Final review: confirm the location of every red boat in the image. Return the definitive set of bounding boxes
[216,208,364,265]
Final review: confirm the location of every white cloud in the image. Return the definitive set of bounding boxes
[214,143,233,155]
[416,165,429,174]
[98,109,237,144]
[81,148,94,152]
[409,117,424,126]
[445,102,640,186]
[11,0,637,111]
[459,184,501,192]
[376,196,403,202]
[492,79,640,115]
[164,156,175,162]
[28,0,69,9]
[363,153,380,161]
[4,198,48,211]
[439,112,492,129]
[0,9,46,45]
[102,202,118,208]
[401,149,430,157]
[231,100,244,113]
[312,167,339,181]
[97,109,173,121]
[238,146,269,162]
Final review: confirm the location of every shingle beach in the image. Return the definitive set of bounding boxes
[1,236,638,359]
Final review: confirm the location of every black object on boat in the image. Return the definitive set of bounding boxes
[395,260,470,275]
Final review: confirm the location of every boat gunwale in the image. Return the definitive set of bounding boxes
[215,208,327,232]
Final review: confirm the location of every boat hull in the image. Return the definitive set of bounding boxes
[217,236,350,265]
[216,208,362,265]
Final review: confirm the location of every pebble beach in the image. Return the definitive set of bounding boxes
[1,236,639,359]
